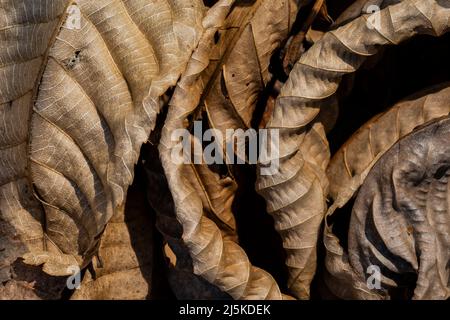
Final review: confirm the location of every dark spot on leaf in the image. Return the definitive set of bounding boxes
[66,50,81,69]
[433,165,449,179]
[214,31,220,44]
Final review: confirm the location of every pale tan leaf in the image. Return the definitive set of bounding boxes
[143,142,234,299]
[256,0,450,299]
[333,0,401,27]
[201,0,301,137]
[0,0,71,298]
[0,0,204,297]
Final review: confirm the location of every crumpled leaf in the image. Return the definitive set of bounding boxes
[324,84,450,300]
[256,0,450,299]
[328,84,450,212]
[188,160,238,240]
[200,0,301,145]
[333,0,401,27]
[326,114,450,299]
[282,0,327,73]
[0,0,204,297]
[157,0,302,299]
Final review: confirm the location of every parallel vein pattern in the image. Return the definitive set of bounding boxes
[0,0,205,295]
[159,0,297,299]
[256,0,450,299]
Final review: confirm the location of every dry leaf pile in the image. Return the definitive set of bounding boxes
[0,0,449,300]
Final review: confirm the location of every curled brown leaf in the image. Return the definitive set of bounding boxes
[257,0,450,299]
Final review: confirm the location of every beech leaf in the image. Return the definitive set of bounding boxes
[256,0,450,299]
[0,0,204,297]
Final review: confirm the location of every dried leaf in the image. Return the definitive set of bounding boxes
[70,178,154,300]
[144,142,233,299]
[327,115,450,299]
[0,260,67,300]
[158,0,301,299]
[328,84,450,212]
[324,84,450,300]
[333,0,401,27]
[256,0,450,299]
[0,0,204,297]
[201,0,300,138]
[188,161,238,239]
[283,0,326,73]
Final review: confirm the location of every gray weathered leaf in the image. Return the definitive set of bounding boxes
[326,115,450,299]
[324,84,450,299]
